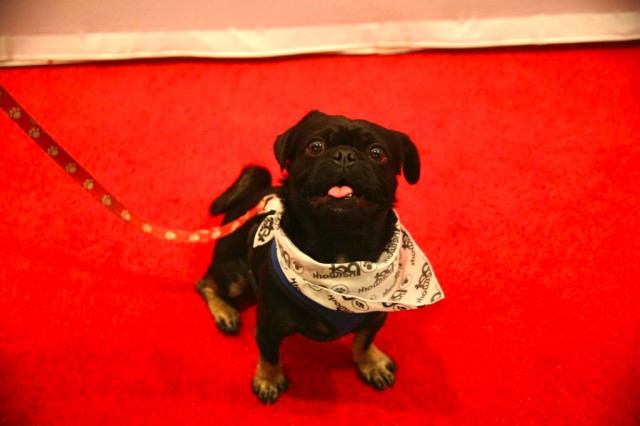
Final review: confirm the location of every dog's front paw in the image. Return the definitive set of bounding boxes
[252,375,288,404]
[252,362,289,404]
[358,357,397,390]
[355,344,397,390]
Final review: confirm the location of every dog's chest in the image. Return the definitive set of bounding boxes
[335,254,348,263]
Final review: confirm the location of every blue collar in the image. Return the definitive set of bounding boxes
[269,241,368,339]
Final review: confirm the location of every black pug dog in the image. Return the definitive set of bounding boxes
[196,110,421,403]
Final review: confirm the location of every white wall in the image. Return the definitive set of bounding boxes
[1,0,638,66]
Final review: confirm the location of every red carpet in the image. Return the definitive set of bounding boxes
[1,44,639,425]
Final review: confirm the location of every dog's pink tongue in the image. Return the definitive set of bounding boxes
[328,186,354,199]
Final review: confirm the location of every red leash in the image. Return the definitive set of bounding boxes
[0,84,270,243]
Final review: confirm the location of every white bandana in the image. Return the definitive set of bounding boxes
[253,197,444,313]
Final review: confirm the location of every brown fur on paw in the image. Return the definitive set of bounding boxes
[252,358,288,404]
[195,277,241,334]
[358,358,397,390]
[354,343,397,390]
[214,310,240,334]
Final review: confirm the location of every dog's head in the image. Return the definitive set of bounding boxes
[274,111,420,226]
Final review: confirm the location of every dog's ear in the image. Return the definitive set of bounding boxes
[274,127,295,171]
[395,132,421,184]
[274,110,327,171]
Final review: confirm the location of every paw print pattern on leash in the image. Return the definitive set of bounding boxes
[83,179,94,190]
[65,162,77,174]
[29,127,41,139]
[47,146,59,157]
[0,84,270,244]
[8,107,20,119]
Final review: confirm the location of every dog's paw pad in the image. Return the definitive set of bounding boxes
[252,376,288,404]
[359,360,397,390]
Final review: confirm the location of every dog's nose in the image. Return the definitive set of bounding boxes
[332,148,357,167]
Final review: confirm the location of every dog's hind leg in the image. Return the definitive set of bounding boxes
[195,275,245,334]
[352,313,397,390]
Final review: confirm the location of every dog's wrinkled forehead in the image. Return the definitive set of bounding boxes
[274,110,421,184]
[296,114,387,149]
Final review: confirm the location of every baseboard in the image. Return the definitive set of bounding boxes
[1,11,638,66]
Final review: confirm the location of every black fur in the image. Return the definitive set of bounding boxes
[200,111,421,403]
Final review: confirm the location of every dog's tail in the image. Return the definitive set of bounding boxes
[209,165,272,216]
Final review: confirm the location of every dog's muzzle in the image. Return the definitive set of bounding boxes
[331,147,358,169]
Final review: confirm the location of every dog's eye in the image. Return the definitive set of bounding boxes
[307,140,325,156]
[368,146,387,163]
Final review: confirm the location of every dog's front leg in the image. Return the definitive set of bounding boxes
[252,325,288,403]
[353,313,397,390]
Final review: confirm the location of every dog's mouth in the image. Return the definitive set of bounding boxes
[327,185,354,200]
[308,180,376,210]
